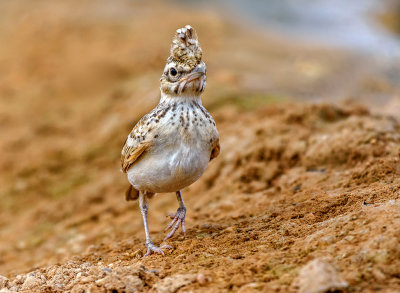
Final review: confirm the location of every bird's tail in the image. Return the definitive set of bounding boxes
[125,185,139,201]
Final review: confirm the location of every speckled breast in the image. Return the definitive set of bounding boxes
[127,99,218,193]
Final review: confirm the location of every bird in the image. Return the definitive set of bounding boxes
[121,25,220,256]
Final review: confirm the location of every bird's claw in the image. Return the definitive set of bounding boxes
[144,242,172,257]
[164,207,186,241]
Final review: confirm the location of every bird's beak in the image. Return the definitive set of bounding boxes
[181,71,204,83]
[178,71,205,94]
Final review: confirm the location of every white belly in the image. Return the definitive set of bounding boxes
[127,142,209,193]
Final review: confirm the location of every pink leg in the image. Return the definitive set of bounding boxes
[139,192,171,256]
[164,191,186,241]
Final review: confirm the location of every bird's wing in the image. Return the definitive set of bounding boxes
[210,138,220,161]
[121,114,154,173]
[121,141,151,173]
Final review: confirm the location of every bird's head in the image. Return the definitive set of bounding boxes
[160,25,206,97]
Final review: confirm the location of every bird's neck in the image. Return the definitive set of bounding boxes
[159,93,202,105]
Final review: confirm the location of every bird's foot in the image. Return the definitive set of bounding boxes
[164,206,186,241]
[144,241,172,257]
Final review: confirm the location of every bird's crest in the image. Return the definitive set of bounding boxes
[169,25,202,70]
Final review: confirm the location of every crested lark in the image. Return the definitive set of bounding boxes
[121,25,220,256]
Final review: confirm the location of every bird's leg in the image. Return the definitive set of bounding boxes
[139,192,171,256]
[164,190,186,241]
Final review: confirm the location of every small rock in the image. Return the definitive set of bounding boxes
[14,275,25,285]
[124,275,143,291]
[131,249,143,258]
[319,235,335,245]
[0,276,9,289]
[223,226,235,233]
[230,274,247,287]
[80,276,94,283]
[372,268,386,281]
[196,273,206,285]
[304,213,316,222]
[21,275,44,291]
[232,254,244,260]
[292,259,348,293]
[80,262,91,269]
[39,274,47,282]
[344,236,354,242]
[238,282,263,292]
[293,185,301,192]
[154,274,196,293]
[103,267,112,274]
[0,288,11,293]
[95,278,106,286]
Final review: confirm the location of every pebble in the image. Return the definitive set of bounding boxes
[319,235,335,245]
[103,268,112,274]
[132,249,143,258]
[344,235,355,242]
[292,258,348,293]
[80,276,94,283]
[14,275,25,285]
[154,274,196,293]
[95,278,106,286]
[80,262,91,269]
[196,273,206,285]
[224,226,235,233]
[0,276,9,289]
[21,275,44,291]
[372,268,386,281]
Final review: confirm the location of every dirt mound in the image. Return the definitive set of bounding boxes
[1,103,400,292]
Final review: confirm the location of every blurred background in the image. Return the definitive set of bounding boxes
[0,0,399,276]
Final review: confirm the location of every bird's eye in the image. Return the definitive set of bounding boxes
[170,68,177,76]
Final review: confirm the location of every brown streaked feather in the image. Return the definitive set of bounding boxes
[121,103,168,174]
[121,141,151,173]
[121,110,158,173]
[210,139,220,161]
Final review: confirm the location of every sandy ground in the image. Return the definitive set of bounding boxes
[0,1,400,292]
